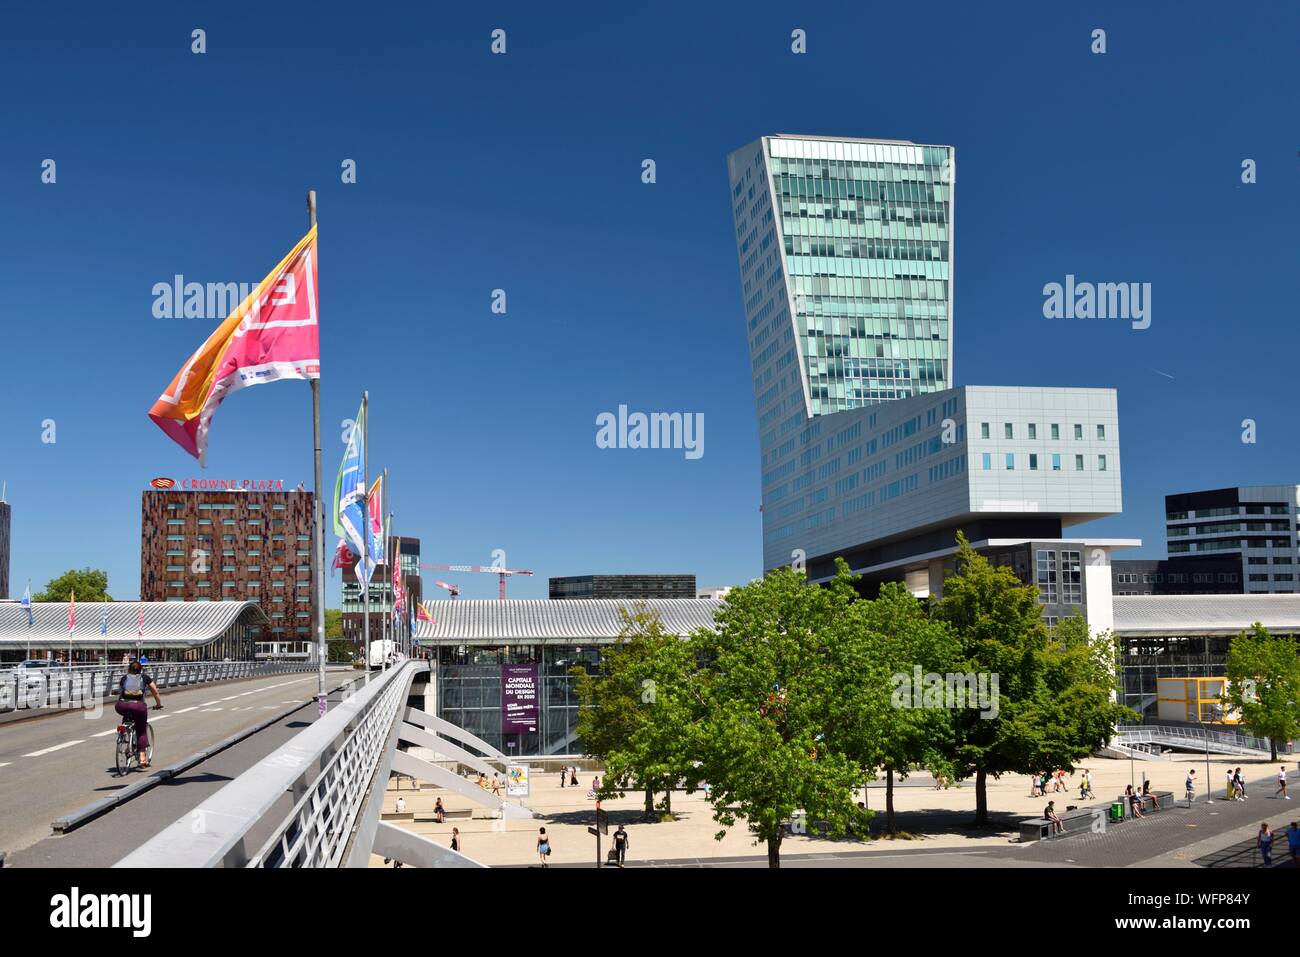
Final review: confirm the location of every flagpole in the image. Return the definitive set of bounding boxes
[362,390,371,675]
[25,578,31,662]
[308,189,328,716]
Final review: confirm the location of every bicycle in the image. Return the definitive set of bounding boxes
[114,704,161,776]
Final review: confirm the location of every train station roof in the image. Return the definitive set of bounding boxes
[0,600,268,649]
[413,598,723,643]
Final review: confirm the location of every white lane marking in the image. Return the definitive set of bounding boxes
[92,728,120,738]
[200,707,223,712]
[150,714,171,722]
[220,695,240,701]
[173,706,199,714]
[0,762,9,768]
[200,700,222,707]
[262,706,278,710]
[23,740,84,757]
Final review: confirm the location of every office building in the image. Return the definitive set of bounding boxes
[728,135,1133,632]
[1111,557,1242,596]
[549,574,696,600]
[140,488,315,656]
[1164,486,1300,594]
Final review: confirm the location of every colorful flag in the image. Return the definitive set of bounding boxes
[368,477,385,566]
[416,603,433,623]
[330,539,356,575]
[148,226,320,465]
[20,582,32,628]
[68,589,75,634]
[333,399,368,575]
[137,605,144,639]
[101,603,109,637]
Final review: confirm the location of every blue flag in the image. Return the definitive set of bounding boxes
[20,583,32,628]
[101,604,109,636]
[333,399,373,582]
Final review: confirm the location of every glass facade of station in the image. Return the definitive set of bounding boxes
[434,644,602,756]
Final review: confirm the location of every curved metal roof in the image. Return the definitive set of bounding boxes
[414,598,723,643]
[1113,594,1300,637]
[0,601,269,648]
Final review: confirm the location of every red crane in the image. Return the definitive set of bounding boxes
[419,564,534,600]
[432,580,461,599]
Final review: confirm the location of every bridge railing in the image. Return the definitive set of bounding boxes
[0,659,317,713]
[1115,723,1290,754]
[115,660,424,869]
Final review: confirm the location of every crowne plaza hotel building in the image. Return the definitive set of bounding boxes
[140,488,316,656]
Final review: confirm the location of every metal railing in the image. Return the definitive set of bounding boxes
[1115,723,1289,755]
[0,660,317,713]
[116,660,423,869]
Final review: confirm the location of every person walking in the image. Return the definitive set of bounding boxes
[569,766,578,788]
[1234,768,1247,801]
[613,823,629,868]
[434,797,445,823]
[450,827,461,853]
[1277,765,1290,800]
[559,765,566,788]
[1185,769,1197,806]
[1258,822,1274,866]
[1226,769,1237,801]
[537,827,552,867]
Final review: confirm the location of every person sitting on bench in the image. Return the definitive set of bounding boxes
[1141,779,1161,810]
[1044,801,1065,835]
[1125,784,1144,818]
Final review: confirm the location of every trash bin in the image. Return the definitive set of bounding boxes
[1110,801,1125,822]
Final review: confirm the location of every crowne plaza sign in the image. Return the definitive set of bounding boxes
[149,477,289,491]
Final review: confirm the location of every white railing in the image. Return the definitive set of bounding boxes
[1115,724,1283,755]
[0,660,316,713]
[115,660,423,869]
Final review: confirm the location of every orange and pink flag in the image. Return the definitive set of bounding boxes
[149,226,320,464]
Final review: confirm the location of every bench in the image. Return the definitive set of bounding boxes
[414,808,474,823]
[1019,804,1107,842]
[1115,791,1175,816]
[381,811,415,822]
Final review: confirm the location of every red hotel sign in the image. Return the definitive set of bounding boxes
[150,477,287,491]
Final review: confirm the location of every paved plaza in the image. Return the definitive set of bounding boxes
[371,752,1300,868]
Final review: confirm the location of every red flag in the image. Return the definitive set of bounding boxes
[68,589,76,633]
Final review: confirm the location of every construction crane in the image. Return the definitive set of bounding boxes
[432,580,461,599]
[420,564,534,600]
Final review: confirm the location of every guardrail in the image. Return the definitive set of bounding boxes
[116,660,424,868]
[1115,723,1289,755]
[0,660,317,713]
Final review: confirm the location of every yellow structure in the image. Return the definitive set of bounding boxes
[1155,677,1241,724]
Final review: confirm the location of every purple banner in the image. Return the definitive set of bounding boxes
[502,664,538,733]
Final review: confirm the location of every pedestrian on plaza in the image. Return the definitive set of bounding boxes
[1226,769,1237,801]
[1287,822,1300,864]
[1277,765,1290,800]
[491,773,502,797]
[1141,779,1160,811]
[1079,769,1094,800]
[1044,801,1065,835]
[559,766,566,788]
[592,775,601,794]
[450,827,460,853]
[1258,822,1274,866]
[537,827,552,868]
[1056,770,1068,793]
[569,766,578,788]
[1234,768,1247,801]
[434,797,445,823]
[613,823,629,868]
[1030,774,1042,798]
[1185,769,1196,805]
[395,796,406,814]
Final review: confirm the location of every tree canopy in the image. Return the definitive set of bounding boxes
[35,568,111,603]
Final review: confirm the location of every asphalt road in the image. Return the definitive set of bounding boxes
[0,667,360,864]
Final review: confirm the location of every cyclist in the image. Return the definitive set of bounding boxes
[115,659,162,768]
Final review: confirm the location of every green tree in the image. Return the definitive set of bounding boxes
[1223,622,1300,760]
[688,564,870,867]
[325,608,343,639]
[848,581,959,834]
[36,568,110,603]
[572,604,698,819]
[932,536,1131,825]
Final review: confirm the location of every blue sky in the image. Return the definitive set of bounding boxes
[0,1,1297,601]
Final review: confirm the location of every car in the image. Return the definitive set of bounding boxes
[3,659,60,696]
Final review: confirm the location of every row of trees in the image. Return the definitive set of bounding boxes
[574,535,1130,867]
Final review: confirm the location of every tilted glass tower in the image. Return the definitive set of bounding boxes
[730,135,1123,587]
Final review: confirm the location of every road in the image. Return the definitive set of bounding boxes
[0,667,360,863]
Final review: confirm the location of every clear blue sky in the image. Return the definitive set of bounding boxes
[1,1,1297,601]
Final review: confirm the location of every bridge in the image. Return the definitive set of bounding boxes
[1109,724,1287,759]
[0,661,525,868]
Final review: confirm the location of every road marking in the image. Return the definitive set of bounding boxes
[200,707,223,712]
[150,714,170,722]
[92,728,120,738]
[173,706,198,714]
[23,740,84,757]
[220,695,240,701]
[200,700,222,707]
[262,705,278,710]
